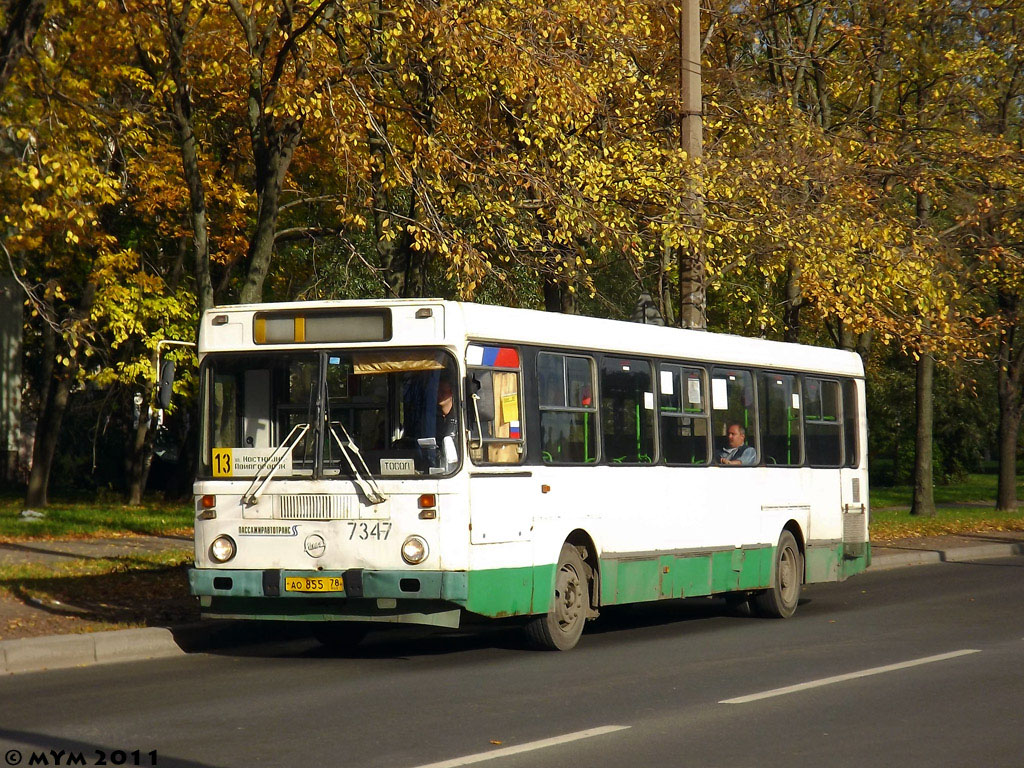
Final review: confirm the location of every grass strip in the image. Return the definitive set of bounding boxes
[870,506,1024,542]
[0,492,192,541]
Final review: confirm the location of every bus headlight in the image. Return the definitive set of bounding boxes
[210,535,237,563]
[401,535,429,565]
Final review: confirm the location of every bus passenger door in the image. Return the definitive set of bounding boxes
[465,357,532,544]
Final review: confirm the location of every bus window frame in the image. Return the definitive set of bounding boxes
[535,349,600,466]
[597,354,658,466]
[196,347,464,480]
[803,375,844,468]
[756,369,803,468]
[657,362,711,467]
[710,366,760,467]
[466,344,526,466]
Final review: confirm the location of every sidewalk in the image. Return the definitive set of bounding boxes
[869,530,1024,570]
[1,531,1023,676]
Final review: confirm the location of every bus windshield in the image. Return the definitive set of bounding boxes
[200,349,460,479]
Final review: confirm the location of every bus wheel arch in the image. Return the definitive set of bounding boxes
[565,529,600,618]
[782,520,806,582]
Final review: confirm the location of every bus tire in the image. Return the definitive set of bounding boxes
[525,543,588,651]
[311,622,369,651]
[753,530,802,619]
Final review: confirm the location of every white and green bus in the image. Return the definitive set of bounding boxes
[188,299,869,650]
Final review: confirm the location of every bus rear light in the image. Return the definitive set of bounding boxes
[418,494,436,509]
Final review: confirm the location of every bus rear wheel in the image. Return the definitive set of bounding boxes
[753,530,802,619]
[526,543,588,651]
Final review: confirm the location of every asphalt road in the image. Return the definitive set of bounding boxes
[2,558,1022,768]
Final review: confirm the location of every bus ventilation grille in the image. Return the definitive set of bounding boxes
[842,509,867,544]
[277,495,349,520]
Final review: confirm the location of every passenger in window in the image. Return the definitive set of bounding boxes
[718,422,756,466]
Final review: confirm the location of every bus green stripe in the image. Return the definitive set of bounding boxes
[459,541,869,618]
[191,542,870,623]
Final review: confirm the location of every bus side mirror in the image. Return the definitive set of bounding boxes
[157,359,175,409]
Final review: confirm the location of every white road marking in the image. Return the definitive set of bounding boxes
[720,649,981,704]
[409,725,631,768]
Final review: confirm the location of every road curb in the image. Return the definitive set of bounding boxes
[0,620,307,676]
[870,542,1024,572]
[0,627,184,675]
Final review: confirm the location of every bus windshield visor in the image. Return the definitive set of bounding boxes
[200,350,461,479]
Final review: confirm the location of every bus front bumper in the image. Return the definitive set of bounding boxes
[188,567,468,628]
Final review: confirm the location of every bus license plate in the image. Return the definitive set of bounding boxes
[285,576,344,593]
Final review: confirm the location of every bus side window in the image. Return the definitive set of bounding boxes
[757,372,802,466]
[843,379,859,467]
[466,345,524,465]
[711,367,758,464]
[600,358,655,464]
[660,364,709,465]
[538,352,598,464]
[804,377,842,466]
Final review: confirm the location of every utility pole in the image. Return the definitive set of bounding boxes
[677,0,706,330]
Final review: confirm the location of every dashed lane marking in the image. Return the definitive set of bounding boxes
[720,649,981,704]
[408,725,631,768]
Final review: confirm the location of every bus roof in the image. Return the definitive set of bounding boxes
[202,299,865,378]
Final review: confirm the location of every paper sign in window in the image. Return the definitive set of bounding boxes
[712,378,728,410]
[501,393,519,423]
[660,370,675,395]
[688,378,702,406]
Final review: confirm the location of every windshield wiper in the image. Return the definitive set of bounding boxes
[328,421,387,504]
[241,423,310,506]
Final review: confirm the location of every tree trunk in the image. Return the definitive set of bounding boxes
[0,0,50,93]
[996,400,1021,512]
[910,186,935,517]
[658,244,676,326]
[125,380,156,505]
[24,281,95,508]
[782,254,803,343]
[995,317,1023,511]
[238,136,300,304]
[174,103,214,314]
[543,277,576,314]
[910,350,936,516]
[24,368,71,508]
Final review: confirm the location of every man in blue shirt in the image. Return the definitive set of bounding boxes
[718,422,756,466]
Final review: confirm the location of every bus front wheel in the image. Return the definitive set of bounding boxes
[526,543,588,651]
[753,530,802,619]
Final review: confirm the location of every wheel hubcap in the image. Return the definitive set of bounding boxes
[779,546,797,605]
[554,563,583,632]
